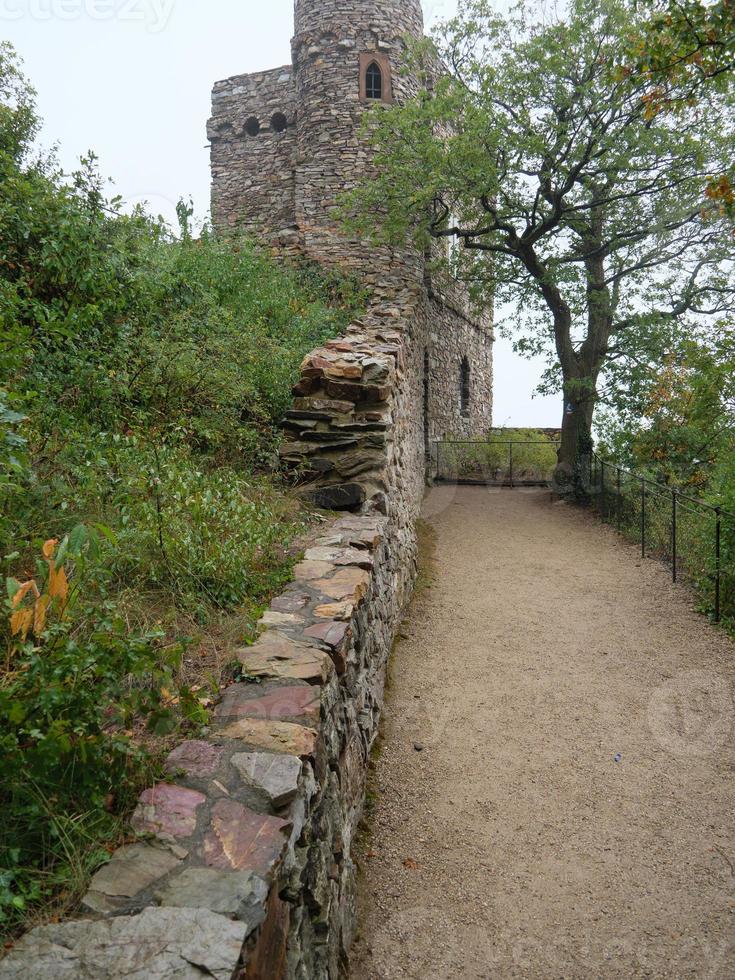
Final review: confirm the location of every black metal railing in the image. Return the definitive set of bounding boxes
[591,453,735,624]
[435,440,560,487]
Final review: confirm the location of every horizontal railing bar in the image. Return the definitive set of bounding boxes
[593,453,735,521]
[436,441,560,446]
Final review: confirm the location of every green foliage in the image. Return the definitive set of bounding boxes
[0,532,182,933]
[0,44,361,935]
[438,429,558,482]
[596,326,735,626]
[0,391,27,539]
[629,0,735,90]
[343,0,735,488]
[598,329,735,489]
[625,2,735,220]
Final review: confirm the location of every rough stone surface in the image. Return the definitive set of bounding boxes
[131,784,206,840]
[312,568,371,602]
[216,682,320,725]
[0,908,247,980]
[201,800,291,877]
[154,868,269,928]
[304,546,373,569]
[237,631,334,684]
[164,740,223,779]
[219,717,318,758]
[81,843,184,915]
[231,752,303,807]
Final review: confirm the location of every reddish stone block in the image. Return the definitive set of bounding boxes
[314,601,354,621]
[293,559,334,580]
[131,784,206,839]
[201,800,290,878]
[303,621,351,674]
[303,621,349,650]
[164,741,223,779]
[325,361,363,380]
[313,567,370,602]
[324,340,355,352]
[244,887,290,980]
[292,376,319,397]
[217,685,321,724]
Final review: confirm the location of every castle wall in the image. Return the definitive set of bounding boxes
[290,1,424,276]
[202,4,495,973]
[209,67,298,238]
[294,0,423,38]
[426,300,494,443]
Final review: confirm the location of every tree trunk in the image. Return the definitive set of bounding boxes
[553,387,596,502]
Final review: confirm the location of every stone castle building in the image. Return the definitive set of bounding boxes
[208,0,494,501]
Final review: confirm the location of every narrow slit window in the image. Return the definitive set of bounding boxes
[460,357,471,417]
[365,62,383,100]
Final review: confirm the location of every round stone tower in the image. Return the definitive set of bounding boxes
[291,0,425,279]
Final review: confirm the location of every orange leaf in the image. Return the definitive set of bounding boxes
[42,539,59,560]
[10,607,33,641]
[11,580,40,609]
[33,595,50,636]
[48,565,69,606]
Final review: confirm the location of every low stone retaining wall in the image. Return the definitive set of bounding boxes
[1,302,424,980]
[1,512,406,980]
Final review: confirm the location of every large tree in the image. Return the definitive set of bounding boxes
[346,0,735,496]
[631,0,735,219]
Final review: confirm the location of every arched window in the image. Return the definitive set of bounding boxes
[365,61,382,100]
[359,53,392,103]
[460,357,471,417]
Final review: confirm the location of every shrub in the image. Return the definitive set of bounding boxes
[0,42,362,936]
[0,530,182,931]
[438,428,558,482]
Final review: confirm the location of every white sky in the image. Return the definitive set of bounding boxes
[2,0,561,429]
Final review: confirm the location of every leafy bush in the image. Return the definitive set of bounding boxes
[0,392,27,540]
[0,531,182,931]
[0,43,363,936]
[438,429,558,482]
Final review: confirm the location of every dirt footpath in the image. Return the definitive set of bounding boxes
[350,486,735,980]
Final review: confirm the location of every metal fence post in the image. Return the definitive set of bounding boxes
[672,489,678,583]
[715,508,722,623]
[617,467,622,532]
[601,460,606,516]
[641,479,646,558]
[509,442,514,489]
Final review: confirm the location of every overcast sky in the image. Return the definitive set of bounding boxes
[2,0,561,428]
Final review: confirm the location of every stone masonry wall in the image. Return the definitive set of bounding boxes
[290,0,424,277]
[426,299,494,443]
[209,67,298,240]
[0,291,428,980]
[0,508,411,980]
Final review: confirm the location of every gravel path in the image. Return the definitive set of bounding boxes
[350,486,735,980]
